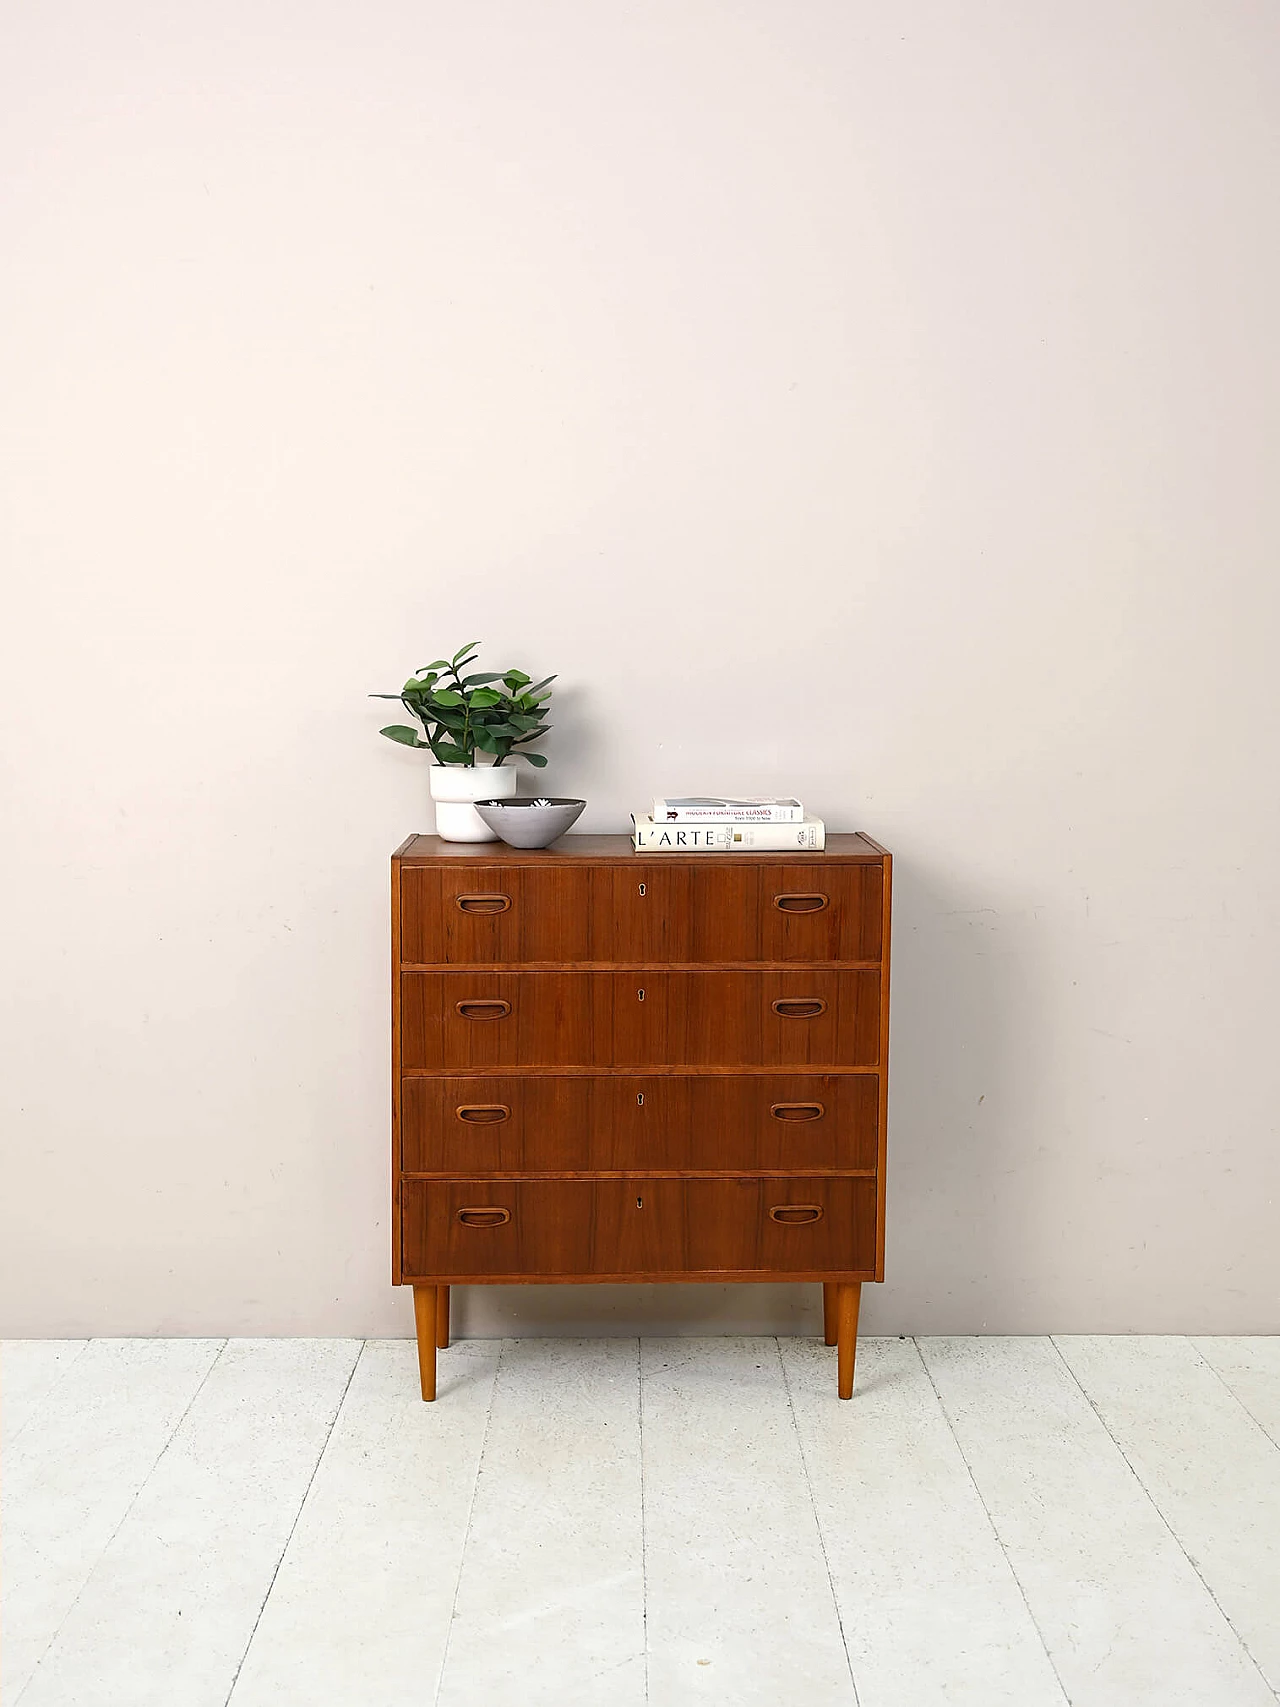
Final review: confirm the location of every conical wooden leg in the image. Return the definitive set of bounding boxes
[413,1285,437,1401]
[436,1284,451,1349]
[822,1282,838,1346]
[836,1282,861,1400]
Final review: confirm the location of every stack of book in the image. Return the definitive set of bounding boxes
[632,796,825,851]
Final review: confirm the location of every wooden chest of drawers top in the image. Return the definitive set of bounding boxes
[395,833,885,863]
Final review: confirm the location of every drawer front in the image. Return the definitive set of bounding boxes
[399,862,883,965]
[400,1073,879,1173]
[400,970,881,1070]
[401,1176,878,1279]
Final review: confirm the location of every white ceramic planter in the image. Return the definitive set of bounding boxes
[429,764,519,842]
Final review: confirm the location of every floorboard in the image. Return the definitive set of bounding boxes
[918,1336,1274,1707]
[435,1338,645,1707]
[229,1338,502,1707]
[1193,1336,1280,1449]
[4,1334,1278,1707]
[0,1340,89,1446]
[2,1339,222,1701]
[641,1336,857,1707]
[780,1336,1067,1707]
[19,1340,361,1707]
[1056,1335,1280,1695]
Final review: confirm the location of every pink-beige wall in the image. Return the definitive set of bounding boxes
[3,1,1278,1336]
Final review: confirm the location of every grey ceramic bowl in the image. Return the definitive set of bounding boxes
[473,797,586,849]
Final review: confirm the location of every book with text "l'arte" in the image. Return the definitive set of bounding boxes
[632,815,825,851]
[652,796,804,823]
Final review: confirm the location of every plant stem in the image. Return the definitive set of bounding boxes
[448,658,473,763]
[405,696,448,764]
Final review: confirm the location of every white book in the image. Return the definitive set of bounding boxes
[632,815,825,852]
[652,795,804,823]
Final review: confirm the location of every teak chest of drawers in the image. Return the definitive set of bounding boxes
[391,832,891,1400]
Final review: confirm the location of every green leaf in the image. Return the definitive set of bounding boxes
[452,641,480,664]
[434,739,470,763]
[432,688,464,707]
[523,751,549,767]
[468,688,504,708]
[503,669,531,687]
[472,725,500,752]
[368,693,405,700]
[524,676,556,697]
[460,671,507,687]
[380,725,424,747]
[419,659,450,671]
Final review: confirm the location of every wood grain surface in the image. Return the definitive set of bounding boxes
[400,858,883,964]
[391,832,891,1398]
[400,969,880,1070]
[400,1072,879,1174]
[400,1175,878,1281]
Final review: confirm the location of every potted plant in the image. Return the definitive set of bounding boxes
[371,641,554,841]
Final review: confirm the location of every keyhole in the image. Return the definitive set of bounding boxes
[637,988,645,1001]
[638,882,646,896]
[636,1196,644,1208]
[636,1092,644,1107]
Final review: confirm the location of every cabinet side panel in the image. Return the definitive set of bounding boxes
[876,852,892,1280]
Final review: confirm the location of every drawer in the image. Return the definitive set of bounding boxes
[401,1176,878,1279]
[400,1073,880,1173]
[398,862,883,965]
[400,970,881,1070]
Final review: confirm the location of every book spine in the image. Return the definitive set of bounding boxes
[651,801,804,823]
[632,818,825,851]
[632,819,734,850]
[726,821,825,851]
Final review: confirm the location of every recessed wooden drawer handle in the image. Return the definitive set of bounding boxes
[456,1206,512,1228]
[456,1104,511,1124]
[771,998,827,1019]
[455,999,511,1021]
[774,893,829,913]
[770,1101,825,1122]
[455,894,512,914]
[769,1204,824,1225]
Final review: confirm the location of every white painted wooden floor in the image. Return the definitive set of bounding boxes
[3,1336,1278,1707]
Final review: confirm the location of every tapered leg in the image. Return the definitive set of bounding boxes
[436,1284,451,1349]
[413,1285,437,1401]
[836,1281,861,1400]
[823,1282,838,1346]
